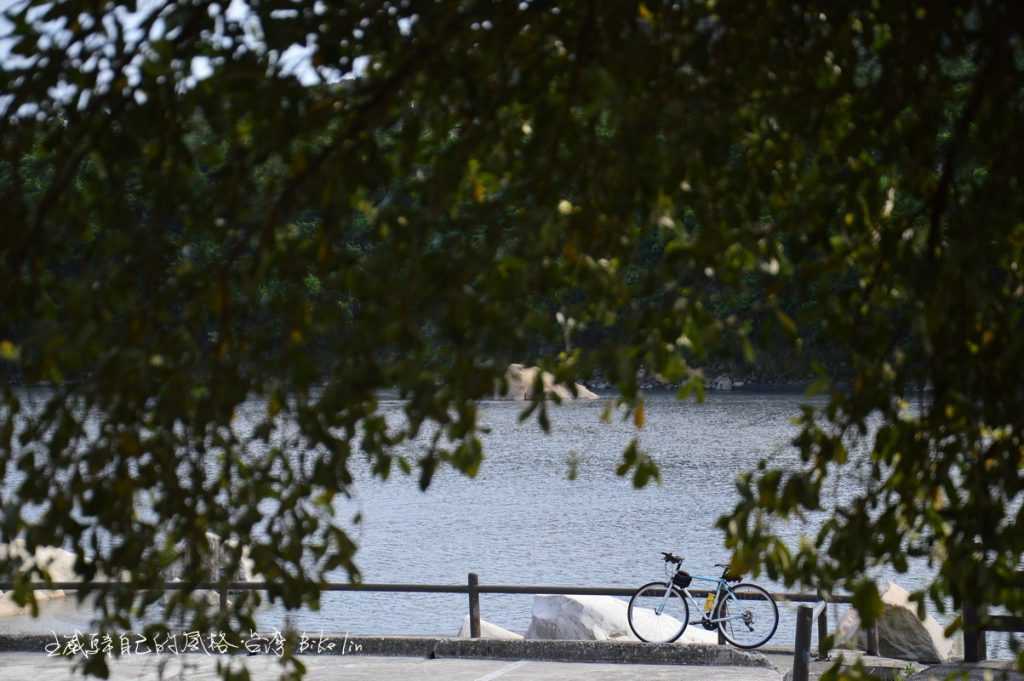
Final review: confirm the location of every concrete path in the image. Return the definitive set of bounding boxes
[909,662,1023,681]
[0,653,784,680]
[0,634,773,667]
[780,654,920,681]
[776,650,1023,681]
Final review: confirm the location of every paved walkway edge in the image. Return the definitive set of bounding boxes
[0,635,773,668]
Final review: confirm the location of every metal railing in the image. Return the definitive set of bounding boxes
[8,576,1022,669]
[963,604,1024,663]
[0,573,853,654]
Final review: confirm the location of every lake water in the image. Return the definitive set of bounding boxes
[325,392,822,637]
[3,391,1019,656]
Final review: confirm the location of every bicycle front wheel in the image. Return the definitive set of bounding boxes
[715,582,779,649]
[627,581,690,643]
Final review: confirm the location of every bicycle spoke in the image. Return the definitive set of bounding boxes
[628,582,689,643]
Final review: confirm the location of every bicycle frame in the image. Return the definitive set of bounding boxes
[657,564,743,626]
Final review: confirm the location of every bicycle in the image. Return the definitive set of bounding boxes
[626,551,779,648]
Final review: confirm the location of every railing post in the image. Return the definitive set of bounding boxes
[865,621,879,656]
[468,573,481,639]
[817,604,829,659]
[792,605,813,681]
[963,604,987,662]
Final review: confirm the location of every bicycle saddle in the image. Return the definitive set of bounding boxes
[717,563,743,582]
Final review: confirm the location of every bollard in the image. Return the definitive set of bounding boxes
[817,605,830,659]
[792,605,813,681]
[865,622,879,656]
[963,604,987,662]
[468,573,481,638]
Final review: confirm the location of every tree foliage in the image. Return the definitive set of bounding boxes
[1,1,1023,677]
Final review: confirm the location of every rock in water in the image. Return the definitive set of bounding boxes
[456,615,524,640]
[525,594,716,643]
[711,375,734,391]
[501,364,599,401]
[834,582,963,663]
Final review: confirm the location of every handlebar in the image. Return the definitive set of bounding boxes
[661,551,683,564]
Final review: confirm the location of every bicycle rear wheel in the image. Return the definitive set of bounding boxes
[714,582,779,649]
[627,581,689,643]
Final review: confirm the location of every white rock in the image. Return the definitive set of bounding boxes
[501,364,599,401]
[0,540,80,616]
[0,540,79,582]
[526,594,618,640]
[525,594,716,644]
[625,604,719,644]
[456,615,523,640]
[834,582,963,663]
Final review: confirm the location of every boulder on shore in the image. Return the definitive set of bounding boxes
[456,615,524,640]
[500,364,599,401]
[834,582,963,663]
[1,533,263,615]
[525,594,717,644]
[0,539,80,616]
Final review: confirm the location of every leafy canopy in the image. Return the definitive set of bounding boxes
[2,0,1023,676]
